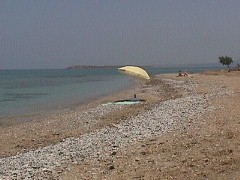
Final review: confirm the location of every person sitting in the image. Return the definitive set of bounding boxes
[183,70,189,76]
[178,70,183,77]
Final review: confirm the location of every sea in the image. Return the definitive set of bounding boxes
[0,65,221,121]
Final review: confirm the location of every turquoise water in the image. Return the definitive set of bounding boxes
[0,65,221,118]
[0,68,133,117]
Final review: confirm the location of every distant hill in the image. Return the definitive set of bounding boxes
[66,65,121,70]
[66,65,151,69]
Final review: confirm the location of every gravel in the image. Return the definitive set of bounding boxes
[0,78,233,179]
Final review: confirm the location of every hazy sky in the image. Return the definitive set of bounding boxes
[1,0,240,69]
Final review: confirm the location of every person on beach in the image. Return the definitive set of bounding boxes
[178,70,190,77]
[178,70,183,77]
[183,70,189,76]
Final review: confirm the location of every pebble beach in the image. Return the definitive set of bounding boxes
[1,71,240,179]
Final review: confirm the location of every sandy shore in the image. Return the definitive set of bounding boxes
[1,71,240,179]
[0,78,177,158]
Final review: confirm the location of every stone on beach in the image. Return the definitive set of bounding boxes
[0,76,234,179]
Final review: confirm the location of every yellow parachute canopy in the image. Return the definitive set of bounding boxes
[118,66,150,80]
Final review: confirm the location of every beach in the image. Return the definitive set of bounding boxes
[1,71,240,179]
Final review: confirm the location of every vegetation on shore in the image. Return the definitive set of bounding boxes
[218,56,233,71]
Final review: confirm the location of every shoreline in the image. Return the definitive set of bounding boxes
[1,71,240,179]
[0,75,178,158]
[0,78,137,127]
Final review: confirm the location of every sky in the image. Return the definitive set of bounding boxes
[1,0,240,69]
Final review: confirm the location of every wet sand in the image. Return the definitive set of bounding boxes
[0,77,178,158]
[1,71,240,179]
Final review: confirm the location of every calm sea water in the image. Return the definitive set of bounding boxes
[0,65,220,118]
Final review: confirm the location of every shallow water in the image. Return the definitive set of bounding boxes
[0,69,133,118]
[0,65,221,120]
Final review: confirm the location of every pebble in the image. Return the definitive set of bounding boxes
[0,78,234,179]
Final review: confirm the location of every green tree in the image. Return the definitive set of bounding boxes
[219,56,233,71]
